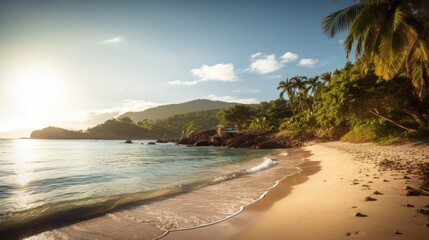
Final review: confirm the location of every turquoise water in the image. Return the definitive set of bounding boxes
[0,139,290,236]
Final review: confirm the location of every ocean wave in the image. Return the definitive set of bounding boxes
[247,157,278,173]
[0,156,281,238]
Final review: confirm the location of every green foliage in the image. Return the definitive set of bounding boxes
[142,109,221,138]
[218,104,256,130]
[248,117,273,133]
[315,61,426,133]
[340,123,378,143]
[341,121,405,145]
[119,99,237,122]
[87,119,153,139]
[30,127,90,139]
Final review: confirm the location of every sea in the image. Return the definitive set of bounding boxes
[0,139,305,239]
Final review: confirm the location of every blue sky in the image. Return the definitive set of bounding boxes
[0,0,350,136]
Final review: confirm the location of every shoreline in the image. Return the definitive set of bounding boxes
[23,147,307,240]
[19,142,429,239]
[159,148,315,240]
[161,148,320,240]
[164,142,429,240]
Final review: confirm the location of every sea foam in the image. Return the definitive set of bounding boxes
[247,157,278,173]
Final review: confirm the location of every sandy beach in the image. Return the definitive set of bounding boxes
[165,142,429,240]
[24,141,429,240]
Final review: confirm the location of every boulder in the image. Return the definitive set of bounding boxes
[178,129,217,145]
[194,141,213,147]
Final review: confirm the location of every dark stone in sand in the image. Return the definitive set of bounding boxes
[383,179,390,182]
[124,139,133,144]
[403,186,414,190]
[406,189,427,196]
[147,142,156,145]
[364,196,377,201]
[405,203,415,208]
[417,209,429,216]
[373,191,383,195]
[361,184,370,187]
[394,230,402,235]
[354,212,367,217]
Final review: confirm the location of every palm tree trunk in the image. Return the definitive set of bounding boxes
[370,109,418,133]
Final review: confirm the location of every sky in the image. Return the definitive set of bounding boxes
[0,0,350,137]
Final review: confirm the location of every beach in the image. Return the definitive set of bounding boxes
[165,142,429,240]
[22,141,429,239]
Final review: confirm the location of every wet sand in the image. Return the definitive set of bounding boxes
[166,142,429,240]
[25,142,429,240]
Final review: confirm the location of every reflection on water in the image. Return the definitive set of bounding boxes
[0,139,274,214]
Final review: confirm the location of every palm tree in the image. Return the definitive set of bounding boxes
[278,78,297,118]
[322,0,429,99]
[291,75,309,112]
[321,72,332,85]
[307,76,321,97]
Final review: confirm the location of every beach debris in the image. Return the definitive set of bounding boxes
[405,203,415,208]
[417,209,429,216]
[373,191,383,195]
[364,196,377,201]
[354,212,367,217]
[394,230,402,235]
[406,189,428,196]
[383,179,390,182]
[351,206,358,209]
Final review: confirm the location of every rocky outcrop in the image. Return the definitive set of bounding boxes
[177,129,315,149]
[177,129,217,145]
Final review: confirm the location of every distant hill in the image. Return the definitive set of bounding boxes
[119,99,238,123]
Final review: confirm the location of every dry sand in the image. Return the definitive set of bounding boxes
[25,142,429,240]
[166,142,429,240]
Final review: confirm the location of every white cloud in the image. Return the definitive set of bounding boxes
[207,95,260,104]
[102,36,123,44]
[338,39,345,44]
[298,58,319,68]
[167,80,200,86]
[191,63,237,81]
[251,52,262,58]
[280,52,299,63]
[168,63,238,86]
[250,54,283,74]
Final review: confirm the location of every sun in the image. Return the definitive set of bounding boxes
[6,63,67,122]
